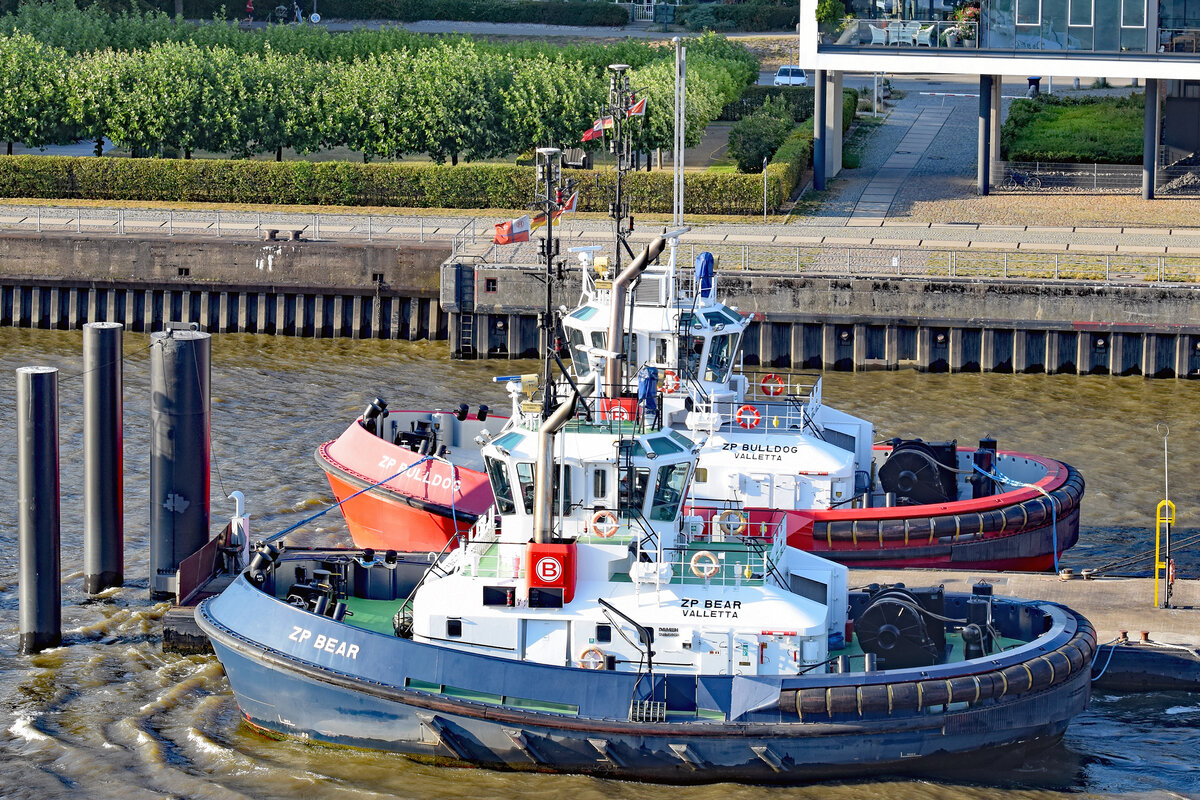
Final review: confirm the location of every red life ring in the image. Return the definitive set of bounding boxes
[591,510,619,538]
[761,373,785,397]
[663,370,680,394]
[735,404,761,429]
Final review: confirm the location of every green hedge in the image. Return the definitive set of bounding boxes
[0,155,781,215]
[765,87,856,201]
[719,86,815,122]
[678,2,797,31]
[147,0,629,25]
[1001,94,1143,164]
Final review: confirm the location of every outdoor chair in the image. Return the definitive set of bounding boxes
[916,24,936,45]
[870,24,889,44]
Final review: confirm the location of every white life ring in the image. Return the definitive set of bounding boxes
[663,369,680,394]
[591,509,619,538]
[579,647,607,669]
[716,509,747,537]
[689,550,721,579]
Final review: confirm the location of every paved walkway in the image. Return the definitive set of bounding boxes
[847,106,954,224]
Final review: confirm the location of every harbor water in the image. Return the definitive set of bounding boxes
[0,328,1197,798]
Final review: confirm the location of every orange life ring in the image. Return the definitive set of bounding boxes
[663,370,680,394]
[689,550,721,579]
[716,509,748,536]
[579,647,607,669]
[735,404,761,429]
[591,510,619,538]
[761,373,785,397]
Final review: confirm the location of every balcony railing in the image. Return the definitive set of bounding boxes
[833,18,978,47]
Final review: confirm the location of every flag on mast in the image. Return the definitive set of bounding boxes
[493,214,531,244]
[627,96,647,117]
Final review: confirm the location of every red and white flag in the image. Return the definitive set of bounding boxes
[493,214,531,245]
[581,119,603,142]
[560,190,578,214]
[627,96,647,117]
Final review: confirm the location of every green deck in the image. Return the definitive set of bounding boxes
[343,597,406,636]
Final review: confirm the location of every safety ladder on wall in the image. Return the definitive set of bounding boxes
[456,263,476,359]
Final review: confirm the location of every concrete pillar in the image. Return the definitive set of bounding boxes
[372,295,384,338]
[276,294,287,335]
[814,69,827,191]
[790,324,805,369]
[1143,78,1159,200]
[67,288,80,328]
[759,324,774,367]
[1013,330,1028,373]
[885,325,899,370]
[389,297,402,339]
[313,294,326,338]
[143,291,156,332]
[978,75,993,195]
[48,288,61,328]
[1076,332,1090,374]
[123,291,135,331]
[852,323,867,371]
[989,77,1003,166]
[1045,331,1060,374]
[1176,333,1188,378]
[429,300,442,340]
[106,289,118,323]
[332,295,345,337]
[350,295,363,339]
[296,295,309,337]
[949,328,964,371]
[256,293,268,333]
[1142,333,1154,377]
[821,323,836,370]
[981,329,995,372]
[916,327,932,371]
[218,292,229,334]
[507,314,521,358]
[236,293,248,332]
[825,71,845,180]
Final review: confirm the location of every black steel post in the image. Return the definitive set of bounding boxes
[1143,78,1159,200]
[84,322,124,594]
[149,328,211,600]
[17,366,61,654]
[978,75,992,196]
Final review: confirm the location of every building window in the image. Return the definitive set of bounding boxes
[1120,0,1145,26]
[1016,0,1041,25]
[485,278,498,293]
[1069,0,1093,26]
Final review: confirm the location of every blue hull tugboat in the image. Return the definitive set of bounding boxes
[199,248,1096,781]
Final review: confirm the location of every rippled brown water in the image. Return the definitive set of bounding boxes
[0,329,1197,798]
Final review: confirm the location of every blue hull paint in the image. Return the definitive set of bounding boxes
[199,575,1093,783]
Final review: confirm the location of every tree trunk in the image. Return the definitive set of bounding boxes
[94,137,104,157]
[451,152,458,166]
[6,142,11,155]
[184,148,192,159]
[276,146,283,162]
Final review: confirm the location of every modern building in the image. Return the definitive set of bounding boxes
[798,0,1200,197]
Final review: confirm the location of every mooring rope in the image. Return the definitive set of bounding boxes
[974,464,1059,573]
[262,454,435,545]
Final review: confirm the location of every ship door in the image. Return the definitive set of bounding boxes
[696,630,731,675]
[738,473,773,507]
[732,633,759,675]
[524,619,569,666]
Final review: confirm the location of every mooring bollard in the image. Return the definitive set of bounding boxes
[84,322,124,594]
[149,326,211,600]
[17,366,61,654]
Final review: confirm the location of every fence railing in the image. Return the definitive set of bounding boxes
[995,160,1200,195]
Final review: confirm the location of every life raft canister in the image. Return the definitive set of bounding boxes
[736,404,761,429]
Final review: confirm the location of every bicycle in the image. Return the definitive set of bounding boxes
[1001,169,1042,190]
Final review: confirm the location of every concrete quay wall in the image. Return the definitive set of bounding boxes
[446,262,1200,378]
[0,232,450,339]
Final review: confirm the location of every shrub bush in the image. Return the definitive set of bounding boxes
[728,97,795,172]
[678,2,797,32]
[1001,94,1143,164]
[0,154,786,215]
[146,0,630,25]
[720,86,815,122]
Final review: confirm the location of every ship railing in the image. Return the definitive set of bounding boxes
[706,397,814,434]
[742,370,820,404]
[460,540,527,579]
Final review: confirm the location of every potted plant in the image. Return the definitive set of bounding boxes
[952,2,979,40]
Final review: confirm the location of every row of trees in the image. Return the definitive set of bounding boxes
[0,26,755,164]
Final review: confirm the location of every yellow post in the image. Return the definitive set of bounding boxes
[1155,499,1175,608]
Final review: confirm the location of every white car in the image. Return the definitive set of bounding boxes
[773,66,808,87]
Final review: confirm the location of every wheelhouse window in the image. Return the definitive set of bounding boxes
[652,336,670,365]
[485,456,516,515]
[684,335,706,380]
[650,463,690,521]
[516,462,535,514]
[553,465,573,513]
[568,328,589,377]
[706,333,739,383]
[618,467,650,520]
[592,468,608,499]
